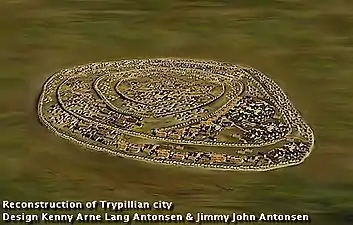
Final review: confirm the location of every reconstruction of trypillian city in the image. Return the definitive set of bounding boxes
[1,1,352,225]
[38,58,314,171]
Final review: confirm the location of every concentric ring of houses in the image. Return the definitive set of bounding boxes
[38,58,315,171]
[94,72,242,123]
[94,69,227,118]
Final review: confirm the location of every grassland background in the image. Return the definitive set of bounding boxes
[1,0,353,224]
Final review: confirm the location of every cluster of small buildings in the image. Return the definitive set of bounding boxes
[116,72,219,117]
[70,121,122,147]
[247,69,314,145]
[60,83,143,130]
[241,122,289,143]
[47,104,123,148]
[152,94,290,146]
[47,104,72,125]
[226,95,289,144]
[153,120,223,142]
[175,107,209,121]
[265,140,310,164]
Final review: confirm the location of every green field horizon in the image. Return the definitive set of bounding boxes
[1,0,353,224]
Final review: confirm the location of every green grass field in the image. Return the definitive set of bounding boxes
[1,0,353,224]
